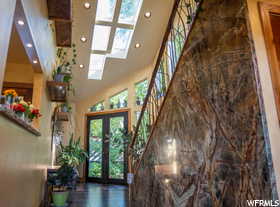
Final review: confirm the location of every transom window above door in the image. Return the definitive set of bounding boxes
[89,0,143,80]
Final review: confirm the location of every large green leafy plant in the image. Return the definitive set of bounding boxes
[57,134,88,167]
[48,135,88,191]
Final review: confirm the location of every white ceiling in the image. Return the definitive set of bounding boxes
[71,0,174,101]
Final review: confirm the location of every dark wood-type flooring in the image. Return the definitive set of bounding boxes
[68,183,128,207]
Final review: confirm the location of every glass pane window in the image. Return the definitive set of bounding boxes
[96,0,117,22]
[118,0,142,25]
[88,119,103,178]
[109,90,128,109]
[109,116,125,179]
[135,79,148,105]
[89,101,105,112]
[88,54,106,80]
[92,25,111,51]
[110,28,133,58]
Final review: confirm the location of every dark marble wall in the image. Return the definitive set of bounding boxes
[131,0,276,206]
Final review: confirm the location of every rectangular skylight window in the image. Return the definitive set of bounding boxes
[118,0,142,25]
[88,54,106,80]
[96,0,117,22]
[110,28,133,58]
[92,25,111,51]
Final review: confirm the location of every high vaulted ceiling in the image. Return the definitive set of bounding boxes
[71,0,174,101]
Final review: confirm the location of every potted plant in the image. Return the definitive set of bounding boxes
[48,165,75,207]
[90,105,96,112]
[136,97,141,106]
[60,103,72,113]
[27,107,42,123]
[117,99,121,108]
[52,44,77,95]
[100,104,104,111]
[3,89,17,105]
[110,103,114,109]
[11,103,26,120]
[49,135,88,206]
[123,100,128,108]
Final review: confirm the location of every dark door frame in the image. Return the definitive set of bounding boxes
[84,109,131,185]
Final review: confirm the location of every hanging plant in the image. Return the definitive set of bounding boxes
[52,43,77,96]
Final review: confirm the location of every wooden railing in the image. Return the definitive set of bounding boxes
[129,0,202,173]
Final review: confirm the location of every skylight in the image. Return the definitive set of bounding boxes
[92,25,111,51]
[88,54,106,80]
[118,0,142,24]
[96,0,117,22]
[110,28,133,58]
[88,0,143,80]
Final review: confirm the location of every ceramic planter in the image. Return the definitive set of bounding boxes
[54,74,65,82]
[52,191,69,207]
[15,112,25,120]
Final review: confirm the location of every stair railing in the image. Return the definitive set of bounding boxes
[129,0,202,173]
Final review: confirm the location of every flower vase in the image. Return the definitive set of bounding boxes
[6,95,14,105]
[25,116,32,124]
[16,112,25,120]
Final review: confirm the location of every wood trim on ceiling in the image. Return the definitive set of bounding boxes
[13,0,42,73]
[3,82,33,89]
[259,2,280,124]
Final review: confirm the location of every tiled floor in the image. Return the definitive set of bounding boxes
[69,183,128,207]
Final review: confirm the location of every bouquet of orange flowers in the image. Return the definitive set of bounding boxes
[3,89,18,97]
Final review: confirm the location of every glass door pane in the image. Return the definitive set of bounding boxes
[88,119,103,178]
[109,116,125,179]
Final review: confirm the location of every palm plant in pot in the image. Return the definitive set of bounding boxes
[48,134,88,207]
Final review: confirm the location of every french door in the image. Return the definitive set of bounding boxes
[86,110,129,184]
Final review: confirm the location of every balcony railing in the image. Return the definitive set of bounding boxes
[129,0,202,173]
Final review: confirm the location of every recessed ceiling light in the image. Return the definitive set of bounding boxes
[26,43,33,48]
[135,43,141,48]
[79,64,84,68]
[144,12,152,18]
[80,36,87,43]
[17,20,25,25]
[33,60,38,64]
[84,2,91,9]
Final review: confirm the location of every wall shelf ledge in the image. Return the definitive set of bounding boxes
[0,107,41,136]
